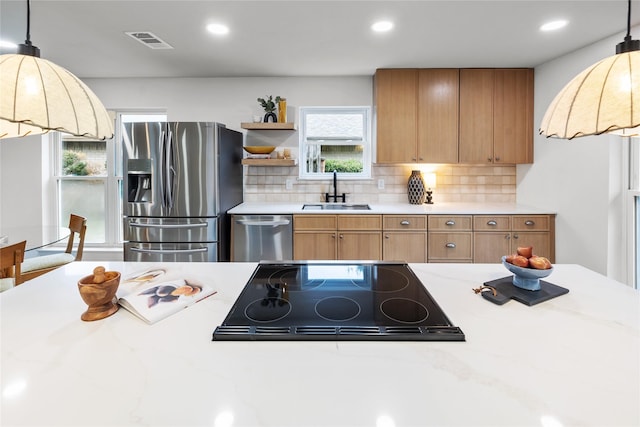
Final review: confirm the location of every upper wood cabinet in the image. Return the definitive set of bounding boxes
[375,67,533,165]
[375,69,459,163]
[418,69,459,164]
[375,69,418,163]
[459,68,534,164]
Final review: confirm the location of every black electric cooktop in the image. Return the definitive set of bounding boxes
[213,261,464,341]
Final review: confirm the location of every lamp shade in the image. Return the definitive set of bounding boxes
[539,50,640,139]
[424,172,437,189]
[0,54,114,140]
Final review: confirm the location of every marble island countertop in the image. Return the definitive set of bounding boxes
[1,261,638,426]
[229,202,557,215]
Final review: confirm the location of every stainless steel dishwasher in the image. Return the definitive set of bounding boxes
[232,215,293,261]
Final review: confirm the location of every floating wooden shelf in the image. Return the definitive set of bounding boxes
[241,122,296,130]
[241,158,298,166]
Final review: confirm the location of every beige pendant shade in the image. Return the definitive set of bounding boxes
[539,51,640,139]
[0,54,114,140]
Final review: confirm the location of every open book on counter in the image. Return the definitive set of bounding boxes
[116,265,216,324]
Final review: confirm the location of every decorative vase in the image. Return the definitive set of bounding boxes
[407,170,426,204]
[278,98,287,123]
[264,112,277,123]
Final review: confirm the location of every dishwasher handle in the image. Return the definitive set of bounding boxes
[235,219,291,227]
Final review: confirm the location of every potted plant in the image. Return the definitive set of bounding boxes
[257,95,281,123]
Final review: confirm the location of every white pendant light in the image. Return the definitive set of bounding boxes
[539,0,640,139]
[0,1,113,140]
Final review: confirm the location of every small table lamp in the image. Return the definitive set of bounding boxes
[424,173,437,204]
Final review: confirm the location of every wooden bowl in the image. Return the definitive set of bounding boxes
[243,146,275,155]
[78,271,121,321]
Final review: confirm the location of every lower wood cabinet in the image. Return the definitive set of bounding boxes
[473,215,555,263]
[382,215,427,262]
[427,215,473,262]
[293,215,382,260]
[293,213,554,264]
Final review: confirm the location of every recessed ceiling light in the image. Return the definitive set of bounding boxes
[540,20,568,32]
[371,21,393,33]
[207,23,230,36]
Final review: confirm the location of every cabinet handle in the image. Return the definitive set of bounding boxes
[505,234,510,240]
[495,157,500,162]
[331,234,336,239]
[400,220,410,226]
[445,220,455,226]
[487,157,492,162]
[385,234,390,239]
[339,234,344,239]
[487,220,497,226]
[445,243,456,248]
[525,220,535,226]
[412,157,417,161]
[513,234,519,239]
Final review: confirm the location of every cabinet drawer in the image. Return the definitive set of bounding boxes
[338,215,382,230]
[473,215,510,231]
[383,215,427,231]
[294,215,337,231]
[428,215,472,231]
[428,232,473,260]
[512,215,550,231]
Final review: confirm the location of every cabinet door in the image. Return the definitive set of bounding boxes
[459,69,494,164]
[417,69,459,163]
[294,232,336,260]
[473,232,511,263]
[383,232,427,262]
[338,232,382,260]
[494,69,534,164]
[375,69,418,163]
[511,232,552,261]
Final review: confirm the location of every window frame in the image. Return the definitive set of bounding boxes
[298,106,372,180]
[48,110,166,248]
[626,137,640,288]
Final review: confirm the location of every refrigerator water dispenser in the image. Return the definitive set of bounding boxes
[127,159,152,203]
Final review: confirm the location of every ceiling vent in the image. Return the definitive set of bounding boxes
[125,32,173,49]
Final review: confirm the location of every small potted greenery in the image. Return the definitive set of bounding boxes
[257,95,281,123]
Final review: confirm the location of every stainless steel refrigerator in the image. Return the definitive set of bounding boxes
[122,122,243,262]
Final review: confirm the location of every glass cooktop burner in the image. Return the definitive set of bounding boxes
[213,261,465,341]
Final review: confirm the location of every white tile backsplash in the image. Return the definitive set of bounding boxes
[243,164,516,204]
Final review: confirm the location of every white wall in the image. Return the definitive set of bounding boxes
[521,28,633,280]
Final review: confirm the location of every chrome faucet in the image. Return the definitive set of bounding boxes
[325,170,346,203]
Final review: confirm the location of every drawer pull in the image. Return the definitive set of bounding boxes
[445,243,456,248]
[400,220,410,226]
[339,234,344,239]
[487,220,497,226]
[525,220,535,226]
[445,220,456,226]
[385,235,390,239]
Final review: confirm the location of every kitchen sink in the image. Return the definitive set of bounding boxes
[302,203,371,211]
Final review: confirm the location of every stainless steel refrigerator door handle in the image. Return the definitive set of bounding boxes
[235,219,291,226]
[130,247,208,254]
[160,129,169,209]
[130,222,208,229]
[166,129,175,210]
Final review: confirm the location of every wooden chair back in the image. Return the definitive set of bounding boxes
[0,240,26,286]
[65,214,87,260]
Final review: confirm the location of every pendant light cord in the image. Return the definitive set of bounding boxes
[626,0,632,39]
[18,0,39,56]
[617,0,639,53]
[25,0,31,45]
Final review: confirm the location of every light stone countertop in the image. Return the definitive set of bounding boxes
[228,202,557,215]
[1,261,638,426]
